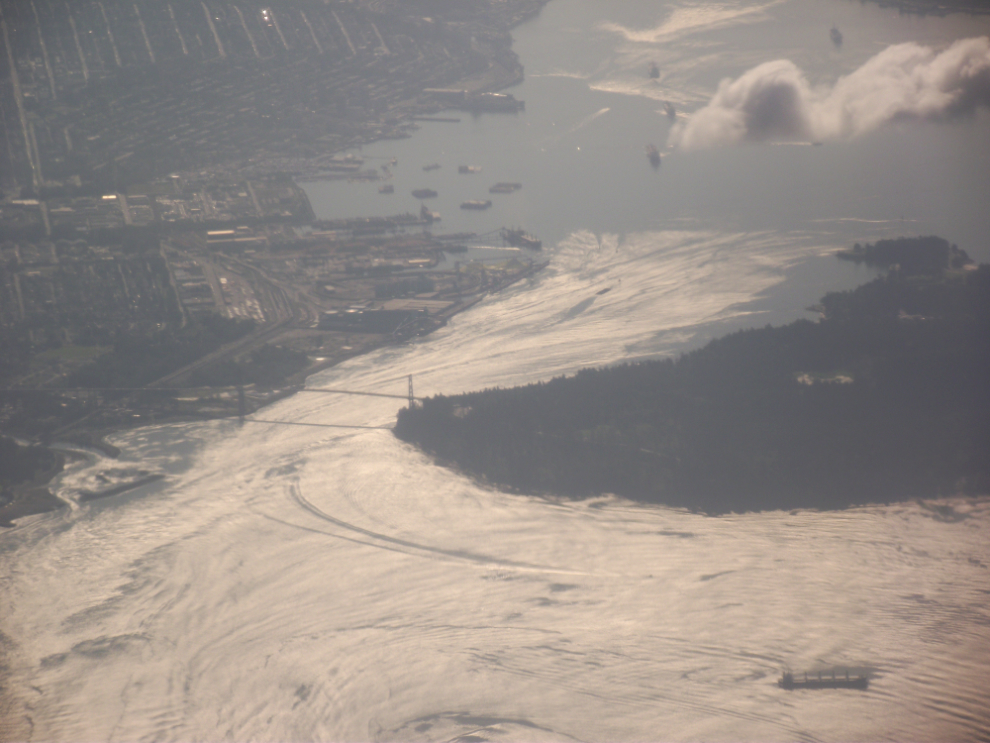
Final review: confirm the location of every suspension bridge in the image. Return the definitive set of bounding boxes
[2,376,421,432]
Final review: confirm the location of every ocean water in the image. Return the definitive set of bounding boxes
[303,0,990,261]
[2,1,990,741]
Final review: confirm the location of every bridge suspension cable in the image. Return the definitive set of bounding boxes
[4,385,420,400]
[300,387,419,401]
[242,419,392,430]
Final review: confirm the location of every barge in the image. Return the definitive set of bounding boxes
[779,670,868,690]
[490,182,522,194]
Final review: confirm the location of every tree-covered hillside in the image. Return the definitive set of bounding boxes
[394,238,989,513]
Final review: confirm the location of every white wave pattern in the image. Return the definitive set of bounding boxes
[593,2,782,108]
[601,1,783,45]
[588,76,709,109]
[2,231,989,742]
[671,36,990,149]
[566,107,611,134]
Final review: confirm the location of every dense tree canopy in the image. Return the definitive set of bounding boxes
[395,239,989,513]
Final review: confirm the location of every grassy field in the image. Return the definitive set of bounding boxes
[33,345,111,364]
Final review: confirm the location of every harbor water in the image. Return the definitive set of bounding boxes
[2,1,989,740]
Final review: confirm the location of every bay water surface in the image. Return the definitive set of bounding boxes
[2,1,989,741]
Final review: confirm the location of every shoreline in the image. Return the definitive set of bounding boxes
[0,259,548,529]
[393,246,989,514]
[0,1,552,530]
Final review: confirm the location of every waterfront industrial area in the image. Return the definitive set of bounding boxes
[0,0,550,522]
[0,165,547,434]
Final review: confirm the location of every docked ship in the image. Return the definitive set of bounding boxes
[458,165,482,174]
[412,188,438,199]
[779,670,868,690]
[425,89,524,113]
[460,200,492,210]
[324,154,364,172]
[646,144,661,168]
[465,92,525,113]
[501,227,542,250]
[649,61,660,79]
[420,204,440,222]
[489,182,522,194]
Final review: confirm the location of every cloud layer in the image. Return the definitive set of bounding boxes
[669,36,990,150]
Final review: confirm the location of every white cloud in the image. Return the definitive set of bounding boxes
[669,36,990,150]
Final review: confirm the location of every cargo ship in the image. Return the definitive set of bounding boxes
[412,188,438,199]
[460,200,492,210]
[423,163,441,171]
[425,89,525,113]
[501,227,542,250]
[464,92,525,113]
[663,101,676,120]
[649,61,660,79]
[458,165,482,174]
[489,182,522,194]
[830,26,843,48]
[378,184,394,194]
[779,670,868,690]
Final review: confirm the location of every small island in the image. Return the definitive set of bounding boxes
[395,237,989,513]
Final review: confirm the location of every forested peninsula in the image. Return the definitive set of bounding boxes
[394,237,990,513]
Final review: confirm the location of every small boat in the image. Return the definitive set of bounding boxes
[648,61,660,79]
[830,26,843,48]
[412,188,438,199]
[423,163,441,171]
[779,670,868,690]
[378,184,394,194]
[646,144,661,168]
[460,200,492,210]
